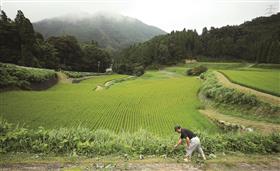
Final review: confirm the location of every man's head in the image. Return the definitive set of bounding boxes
[174,125,181,133]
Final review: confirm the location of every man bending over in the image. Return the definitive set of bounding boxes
[174,125,206,162]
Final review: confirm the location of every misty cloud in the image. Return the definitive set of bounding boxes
[1,0,279,33]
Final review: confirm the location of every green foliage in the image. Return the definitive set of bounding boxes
[0,11,23,64]
[15,10,41,67]
[0,10,112,73]
[200,71,280,121]
[0,63,56,89]
[187,65,208,76]
[114,30,201,74]
[0,118,279,156]
[62,70,105,78]
[113,63,145,76]
[81,43,111,72]
[0,116,12,136]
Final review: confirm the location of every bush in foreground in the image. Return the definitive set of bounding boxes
[0,118,279,157]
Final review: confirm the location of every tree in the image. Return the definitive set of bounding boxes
[0,11,21,64]
[15,10,40,67]
[47,35,83,70]
[82,43,111,72]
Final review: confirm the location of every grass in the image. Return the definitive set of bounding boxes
[0,70,218,136]
[178,62,250,70]
[164,67,187,75]
[164,62,250,76]
[220,69,280,96]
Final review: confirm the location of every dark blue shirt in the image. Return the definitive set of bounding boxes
[180,128,196,139]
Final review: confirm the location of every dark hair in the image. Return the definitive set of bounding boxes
[174,125,181,131]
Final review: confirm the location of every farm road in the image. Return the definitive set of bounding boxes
[1,159,280,171]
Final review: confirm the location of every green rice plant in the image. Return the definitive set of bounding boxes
[0,70,218,135]
[220,69,280,96]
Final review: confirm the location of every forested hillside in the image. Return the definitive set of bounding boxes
[114,13,280,74]
[0,10,111,72]
[33,12,166,51]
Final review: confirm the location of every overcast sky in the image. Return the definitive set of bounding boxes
[1,0,279,33]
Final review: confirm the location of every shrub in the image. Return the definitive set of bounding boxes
[0,118,279,156]
[62,70,105,78]
[0,63,56,89]
[186,65,208,76]
[133,66,145,77]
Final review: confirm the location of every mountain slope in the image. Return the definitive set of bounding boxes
[33,12,166,50]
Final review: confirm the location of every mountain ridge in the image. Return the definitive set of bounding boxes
[33,12,166,50]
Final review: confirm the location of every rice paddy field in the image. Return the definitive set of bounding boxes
[220,68,280,96]
[0,70,218,136]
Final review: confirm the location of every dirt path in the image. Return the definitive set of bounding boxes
[214,71,280,105]
[1,158,280,171]
[199,108,280,134]
[56,72,98,84]
[0,163,201,171]
[95,76,136,91]
[56,72,72,84]
[159,70,182,78]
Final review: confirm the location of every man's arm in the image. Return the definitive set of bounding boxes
[186,137,190,147]
[174,138,182,148]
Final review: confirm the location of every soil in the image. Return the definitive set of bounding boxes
[56,72,97,84]
[56,72,72,84]
[1,159,280,171]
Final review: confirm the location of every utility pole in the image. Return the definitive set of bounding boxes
[265,4,277,15]
[97,61,100,73]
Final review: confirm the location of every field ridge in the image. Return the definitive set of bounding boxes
[199,108,280,134]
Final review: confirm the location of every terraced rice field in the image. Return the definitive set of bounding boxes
[220,69,280,96]
[0,71,218,135]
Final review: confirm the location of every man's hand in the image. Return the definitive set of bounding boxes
[186,137,190,148]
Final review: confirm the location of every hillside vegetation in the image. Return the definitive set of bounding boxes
[0,10,111,72]
[114,13,280,74]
